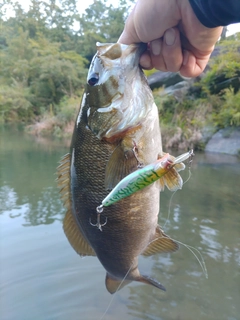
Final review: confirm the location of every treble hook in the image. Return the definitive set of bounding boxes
[89,205,107,231]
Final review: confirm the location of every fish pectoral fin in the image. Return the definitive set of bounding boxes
[105,273,131,294]
[63,209,96,257]
[105,144,137,189]
[142,225,179,256]
[157,167,183,192]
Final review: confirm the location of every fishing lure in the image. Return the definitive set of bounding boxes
[96,150,194,212]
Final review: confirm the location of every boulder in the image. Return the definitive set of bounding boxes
[205,127,240,155]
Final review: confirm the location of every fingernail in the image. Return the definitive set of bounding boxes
[151,39,162,56]
[183,50,189,66]
[165,28,176,46]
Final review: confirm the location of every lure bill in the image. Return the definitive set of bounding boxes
[97,150,194,210]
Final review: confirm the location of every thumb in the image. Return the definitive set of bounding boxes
[118,6,140,44]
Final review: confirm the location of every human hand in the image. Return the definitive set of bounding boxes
[118,0,223,77]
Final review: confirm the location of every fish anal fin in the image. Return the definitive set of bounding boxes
[63,209,96,257]
[105,144,137,190]
[105,273,131,294]
[142,225,179,256]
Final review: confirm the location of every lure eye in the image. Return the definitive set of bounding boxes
[88,73,99,86]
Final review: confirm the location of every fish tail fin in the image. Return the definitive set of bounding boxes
[136,275,166,291]
[105,272,166,293]
[105,273,131,294]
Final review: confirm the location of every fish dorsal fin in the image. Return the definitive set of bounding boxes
[105,145,137,190]
[142,225,179,256]
[57,153,71,202]
[57,153,96,257]
[105,273,131,294]
[63,209,96,256]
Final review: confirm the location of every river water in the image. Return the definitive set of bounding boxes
[0,126,239,320]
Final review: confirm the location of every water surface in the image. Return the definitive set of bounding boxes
[0,126,239,320]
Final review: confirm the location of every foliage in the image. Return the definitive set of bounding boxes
[77,0,133,61]
[202,34,240,94]
[1,0,240,146]
[153,35,240,150]
[213,88,240,127]
[0,0,133,126]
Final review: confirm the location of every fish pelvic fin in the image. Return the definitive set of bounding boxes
[57,153,96,257]
[105,144,138,190]
[105,273,131,294]
[142,225,179,256]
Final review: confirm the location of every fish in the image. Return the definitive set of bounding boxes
[57,42,186,294]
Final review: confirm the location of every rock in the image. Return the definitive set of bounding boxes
[205,127,240,155]
[148,71,184,90]
[200,125,216,145]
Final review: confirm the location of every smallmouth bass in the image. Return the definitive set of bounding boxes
[57,42,186,293]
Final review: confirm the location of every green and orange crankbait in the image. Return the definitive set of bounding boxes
[97,150,194,211]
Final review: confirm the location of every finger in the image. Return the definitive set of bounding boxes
[161,28,183,72]
[149,39,168,72]
[118,5,139,44]
[139,51,153,69]
[179,50,211,77]
[119,0,180,44]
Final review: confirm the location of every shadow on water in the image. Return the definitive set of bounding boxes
[0,125,240,320]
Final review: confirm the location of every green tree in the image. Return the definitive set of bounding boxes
[77,0,133,61]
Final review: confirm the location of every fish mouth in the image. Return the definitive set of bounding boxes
[138,42,148,55]
[122,42,147,67]
[130,42,148,66]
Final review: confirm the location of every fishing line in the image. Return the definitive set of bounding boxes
[99,263,133,320]
[168,237,208,279]
[147,234,208,279]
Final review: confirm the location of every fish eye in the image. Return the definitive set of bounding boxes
[88,73,99,86]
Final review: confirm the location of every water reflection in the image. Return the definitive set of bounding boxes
[0,126,240,320]
[0,126,68,225]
